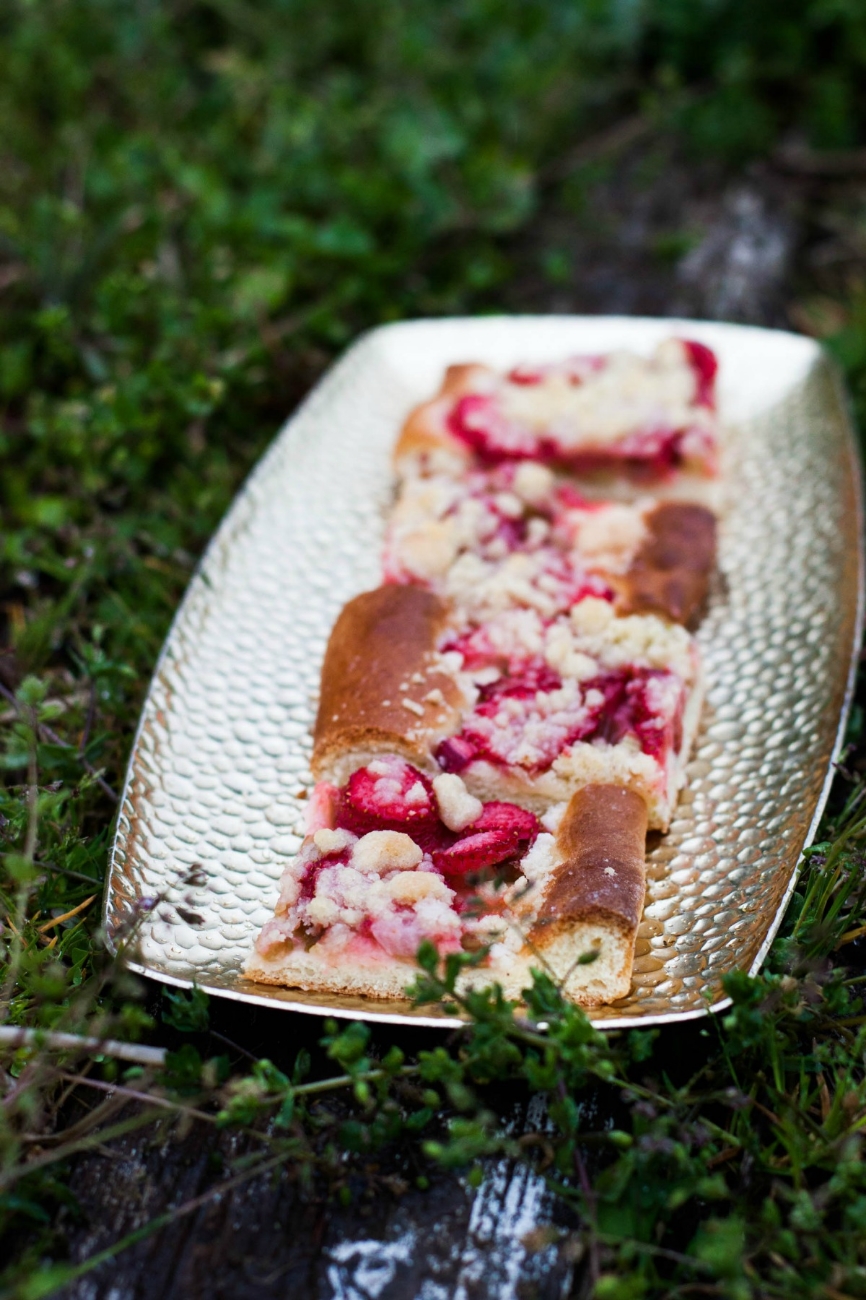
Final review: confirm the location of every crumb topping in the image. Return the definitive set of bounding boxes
[352,830,423,873]
[255,758,545,964]
[383,461,663,627]
[313,827,355,855]
[437,339,718,474]
[433,772,484,831]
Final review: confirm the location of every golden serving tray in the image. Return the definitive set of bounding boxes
[104,316,864,1028]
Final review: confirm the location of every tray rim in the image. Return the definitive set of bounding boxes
[104,313,866,1032]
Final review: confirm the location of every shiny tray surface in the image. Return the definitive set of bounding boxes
[104,316,864,1027]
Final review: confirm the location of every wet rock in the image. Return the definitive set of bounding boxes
[675,186,796,323]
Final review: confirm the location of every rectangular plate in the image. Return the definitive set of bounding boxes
[105,316,864,1028]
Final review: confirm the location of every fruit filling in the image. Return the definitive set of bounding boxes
[435,659,685,775]
[254,757,545,964]
[384,461,652,622]
[431,598,696,811]
[444,339,717,476]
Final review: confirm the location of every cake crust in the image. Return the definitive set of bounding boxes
[394,364,483,476]
[312,584,466,782]
[618,502,717,627]
[538,783,648,936]
[526,783,648,1004]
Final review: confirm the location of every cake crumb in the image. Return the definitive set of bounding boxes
[352,831,423,873]
[433,773,484,832]
[313,827,355,855]
[386,871,451,904]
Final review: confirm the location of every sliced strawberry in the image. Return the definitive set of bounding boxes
[435,735,477,773]
[449,394,541,461]
[476,662,561,705]
[507,364,546,385]
[336,758,448,849]
[470,801,540,844]
[555,483,590,511]
[682,339,718,409]
[344,759,435,824]
[432,828,522,877]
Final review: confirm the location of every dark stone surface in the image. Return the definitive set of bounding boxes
[60,1082,578,1300]
[504,143,803,327]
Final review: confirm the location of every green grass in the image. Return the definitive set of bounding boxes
[3,2,866,1296]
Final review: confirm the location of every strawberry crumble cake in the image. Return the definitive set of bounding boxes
[394,339,719,493]
[247,758,649,1005]
[245,336,720,1008]
[384,461,716,628]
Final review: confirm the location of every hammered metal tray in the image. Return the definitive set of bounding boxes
[104,316,864,1028]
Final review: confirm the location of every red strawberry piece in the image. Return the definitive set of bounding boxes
[345,759,434,820]
[449,394,540,461]
[335,760,458,854]
[470,801,540,844]
[507,364,546,385]
[555,484,590,511]
[682,339,718,409]
[432,828,522,877]
[435,735,477,773]
[305,781,339,833]
[480,663,561,702]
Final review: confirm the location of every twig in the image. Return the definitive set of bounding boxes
[37,895,97,933]
[595,1231,715,1270]
[35,858,103,887]
[0,1026,166,1067]
[24,1091,130,1147]
[707,1144,741,1168]
[56,1072,214,1124]
[40,717,119,803]
[292,1063,418,1097]
[0,1109,169,1192]
[542,112,652,183]
[208,1028,258,1063]
[774,143,866,176]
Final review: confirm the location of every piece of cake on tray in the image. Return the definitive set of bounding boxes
[394,338,720,496]
[246,339,721,1009]
[384,460,716,628]
[310,585,702,832]
[246,757,649,1007]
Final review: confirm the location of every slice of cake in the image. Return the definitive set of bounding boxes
[311,584,702,832]
[245,758,648,1007]
[394,339,719,494]
[384,461,716,628]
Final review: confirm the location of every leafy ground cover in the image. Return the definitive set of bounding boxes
[3,1,866,1296]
